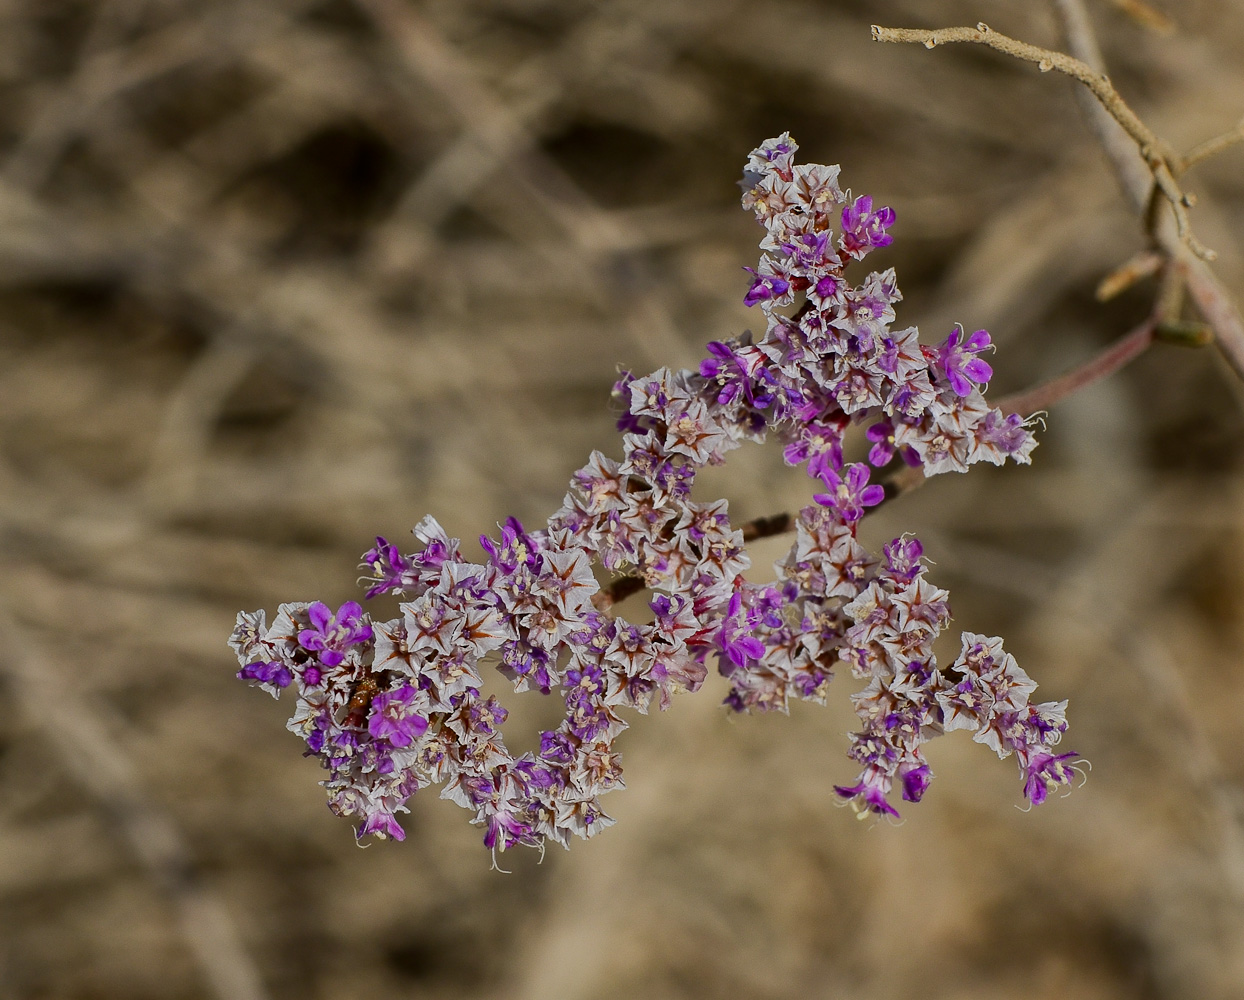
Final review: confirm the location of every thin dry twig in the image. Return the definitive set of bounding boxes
[879,8,1244,387]
[1179,117,1244,174]
[871,22,1214,261]
[1105,0,1176,35]
[1050,0,1244,381]
[1096,249,1164,301]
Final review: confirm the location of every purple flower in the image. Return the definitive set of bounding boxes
[935,325,994,397]
[900,763,932,802]
[742,267,790,307]
[358,807,406,842]
[513,757,563,792]
[501,641,557,694]
[974,409,1031,455]
[1023,750,1079,805]
[482,805,537,853]
[539,729,577,765]
[882,536,925,584]
[480,517,542,574]
[866,419,897,467]
[813,463,886,524]
[866,417,921,471]
[368,685,429,748]
[840,195,895,259]
[298,601,372,667]
[700,340,775,408]
[238,660,292,690]
[360,537,413,598]
[780,229,838,271]
[834,770,900,819]
[716,592,764,673]
[784,423,845,481]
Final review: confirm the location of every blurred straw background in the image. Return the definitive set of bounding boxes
[1,0,1244,997]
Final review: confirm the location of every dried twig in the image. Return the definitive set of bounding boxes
[871,22,1214,260]
[1096,250,1164,301]
[1050,0,1244,382]
[1105,0,1175,34]
[1179,118,1244,174]
[878,8,1244,387]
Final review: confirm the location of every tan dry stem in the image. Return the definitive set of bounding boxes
[871,23,1215,261]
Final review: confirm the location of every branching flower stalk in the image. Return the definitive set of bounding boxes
[231,136,1084,855]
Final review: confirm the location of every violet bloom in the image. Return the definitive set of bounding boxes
[780,229,836,271]
[783,421,846,481]
[539,729,577,765]
[975,409,1031,455]
[482,806,537,853]
[866,419,897,467]
[360,537,413,598]
[700,340,774,408]
[238,660,292,690]
[900,763,932,802]
[742,267,790,307]
[833,771,900,819]
[935,325,994,397]
[368,684,429,748]
[882,536,925,584]
[298,601,372,667]
[480,517,541,574]
[358,808,406,842]
[716,592,764,673]
[866,419,921,470]
[1023,750,1079,805]
[813,463,886,524]
[840,195,895,259]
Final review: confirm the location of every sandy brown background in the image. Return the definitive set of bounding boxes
[2,1,1244,997]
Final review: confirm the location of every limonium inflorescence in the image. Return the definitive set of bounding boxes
[230,134,1079,854]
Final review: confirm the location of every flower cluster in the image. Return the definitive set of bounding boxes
[230,135,1077,853]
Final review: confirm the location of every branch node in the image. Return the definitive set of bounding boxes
[1155,320,1215,348]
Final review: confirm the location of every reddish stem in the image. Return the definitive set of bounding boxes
[997,318,1156,415]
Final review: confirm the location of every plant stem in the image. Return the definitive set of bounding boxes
[998,319,1156,415]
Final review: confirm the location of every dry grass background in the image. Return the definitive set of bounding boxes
[2,0,1244,997]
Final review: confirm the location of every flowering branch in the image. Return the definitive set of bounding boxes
[592,465,930,614]
[231,136,1078,854]
[599,314,1164,618]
